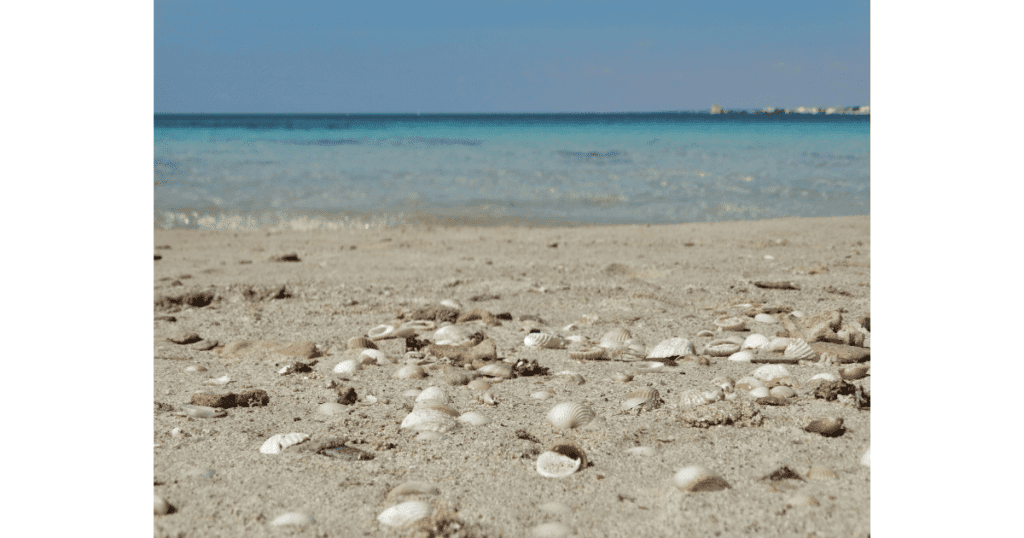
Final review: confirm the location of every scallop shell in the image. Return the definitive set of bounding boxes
[742,334,770,350]
[599,328,632,346]
[678,389,711,407]
[457,411,491,426]
[360,348,391,365]
[271,512,315,526]
[377,501,433,528]
[713,316,747,331]
[477,362,513,378]
[754,313,780,324]
[752,364,791,382]
[704,340,741,356]
[769,386,796,399]
[839,365,870,380]
[260,432,310,454]
[347,336,378,350]
[333,359,361,375]
[393,365,427,379]
[728,350,754,362]
[525,332,565,349]
[547,402,596,429]
[673,465,730,492]
[415,386,450,404]
[368,324,396,339]
[400,408,459,433]
[734,376,766,391]
[531,522,574,538]
[621,388,661,411]
[467,379,491,391]
[766,337,792,352]
[647,337,695,359]
[806,465,837,480]
[536,440,588,478]
[784,339,817,361]
[568,347,606,361]
[749,387,770,398]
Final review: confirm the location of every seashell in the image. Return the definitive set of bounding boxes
[318,402,347,415]
[647,337,695,359]
[181,405,227,418]
[754,313,780,324]
[625,446,658,457]
[696,330,715,338]
[673,465,730,492]
[531,390,554,400]
[769,386,796,399]
[415,386,450,404]
[809,372,840,384]
[433,325,475,344]
[347,336,378,350]
[377,501,433,528]
[804,417,844,437]
[205,375,232,386]
[678,389,711,407]
[621,388,661,411]
[400,408,459,433]
[368,324,396,339]
[711,376,735,390]
[861,447,870,467]
[791,310,806,318]
[333,359,361,375]
[477,362,513,378]
[612,372,633,383]
[766,337,792,352]
[806,465,837,480]
[839,365,870,380]
[703,389,724,402]
[387,481,440,501]
[525,332,564,349]
[154,494,171,515]
[457,411,491,426]
[271,512,315,526]
[568,347,606,361]
[394,365,427,379]
[752,364,791,382]
[547,402,596,429]
[467,379,491,391]
[260,432,310,454]
[439,299,462,310]
[704,340,741,357]
[784,339,817,361]
[742,334,770,350]
[360,349,390,365]
[728,350,754,362]
[415,400,460,417]
[785,495,820,508]
[400,320,436,332]
[749,387,770,398]
[622,340,647,360]
[480,390,497,405]
[536,440,588,478]
[734,376,766,391]
[363,395,379,404]
[599,328,631,346]
[531,522,574,538]
[713,316,747,331]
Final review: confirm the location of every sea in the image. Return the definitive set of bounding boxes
[154,112,869,230]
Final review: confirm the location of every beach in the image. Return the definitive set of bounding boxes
[154,215,870,538]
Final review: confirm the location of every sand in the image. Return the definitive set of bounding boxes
[153,215,870,538]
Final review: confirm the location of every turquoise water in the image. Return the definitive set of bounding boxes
[155,113,869,229]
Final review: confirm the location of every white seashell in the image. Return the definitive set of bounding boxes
[333,359,361,375]
[416,431,445,442]
[205,375,232,386]
[360,349,390,365]
[368,324,396,339]
[711,376,735,390]
[181,405,226,418]
[394,365,427,379]
[621,388,661,411]
[154,494,171,515]
[433,325,475,344]
[185,365,207,373]
[749,387,770,398]
[547,402,596,429]
[415,386,450,404]
[625,446,658,457]
[724,391,739,402]
[713,316,746,331]
[791,310,806,318]
[784,339,818,361]
[400,408,459,433]
[377,501,433,528]
[735,376,767,391]
[861,447,870,467]
[457,411,491,426]
[531,522,574,538]
[766,337,792,352]
[752,364,791,382]
[415,399,460,417]
[647,337,695,359]
[674,465,730,492]
[728,350,754,362]
[809,372,840,383]
[531,390,554,400]
[564,334,585,344]
[260,433,310,454]
[525,332,564,348]
[318,402,347,415]
[678,389,711,407]
[536,440,587,478]
[440,299,462,310]
[599,328,631,346]
[271,512,315,526]
[754,313,780,324]
[769,386,796,399]
[806,465,837,480]
[742,334,770,350]
[363,395,378,404]
[704,340,741,356]
[480,390,497,405]
[643,361,665,371]
[477,362,513,378]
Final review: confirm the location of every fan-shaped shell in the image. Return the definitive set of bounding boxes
[728,350,754,362]
[457,411,491,426]
[678,389,711,407]
[704,340,741,356]
[377,501,433,528]
[752,364,791,382]
[569,347,606,361]
[477,362,512,378]
[674,465,730,492]
[394,365,427,379]
[260,432,310,454]
[621,388,662,411]
[400,408,459,433]
[536,440,588,478]
[415,386,450,404]
[271,512,315,526]
[525,332,564,349]
[547,402,596,429]
[368,324,396,339]
[784,339,818,361]
[600,328,632,345]
[647,337,695,359]
[754,313,780,324]
[742,334,770,350]
[347,336,378,350]
[360,348,390,365]
[713,316,747,331]
[766,337,792,352]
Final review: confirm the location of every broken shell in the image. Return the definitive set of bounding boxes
[394,365,427,379]
[806,465,837,480]
[621,388,662,411]
[734,376,767,391]
[769,386,796,399]
[271,512,315,526]
[377,501,433,528]
[647,337,695,359]
[599,328,632,346]
[368,324,396,339]
[347,336,378,350]
[742,334,770,350]
[185,365,208,373]
[754,313,780,324]
[728,350,755,362]
[568,347,606,361]
[415,386,450,404]
[525,332,565,349]
[703,389,724,402]
[333,359,361,375]
[318,402,347,415]
[260,432,310,454]
[612,372,633,383]
[752,364,791,383]
[674,465,730,492]
[696,330,715,338]
[480,391,497,405]
[785,495,820,508]
[766,337,792,352]
[400,408,459,433]
[547,402,596,429]
[360,348,390,365]
[536,440,588,478]
[477,362,513,378]
[181,405,227,418]
[531,390,554,400]
[839,365,870,380]
[205,375,232,386]
[678,389,712,407]
[704,340,741,357]
[784,339,818,361]
[531,522,574,538]
[714,316,747,331]
[457,411,491,426]
[791,310,806,318]
[467,379,491,391]
[804,417,844,437]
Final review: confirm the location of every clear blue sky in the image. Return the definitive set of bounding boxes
[155,0,869,113]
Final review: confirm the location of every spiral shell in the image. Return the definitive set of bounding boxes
[457,411,491,426]
[728,350,755,362]
[704,339,741,356]
[368,324,396,339]
[415,386,450,404]
[525,332,564,349]
[621,388,661,411]
[647,338,695,359]
[377,501,433,528]
[333,359,361,375]
[767,337,792,352]
[678,389,712,407]
[400,408,459,433]
[713,316,747,331]
[477,362,513,378]
[536,440,588,478]
[547,402,596,429]
[784,339,818,361]
[393,364,427,379]
[360,348,391,365]
[568,346,607,361]
[347,336,378,350]
[754,313,780,324]
[599,328,632,346]
[742,334,770,350]
[260,432,310,454]
[674,465,730,492]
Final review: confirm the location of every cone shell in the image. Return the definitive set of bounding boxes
[393,364,427,379]
[839,365,870,380]
[536,440,588,478]
[477,362,513,378]
[784,339,817,361]
[766,337,792,352]
[599,328,632,346]
[377,501,433,528]
[415,386,450,404]
[621,388,661,411]
[457,411,491,426]
[804,417,844,436]
[547,402,596,429]
[525,332,564,349]
[347,336,378,350]
[647,337,695,359]
[568,347,606,361]
[400,408,459,433]
[754,313,780,324]
[260,432,310,454]
[674,465,730,492]
[333,359,361,375]
[368,324,396,339]
[713,316,747,331]
[742,334,770,350]
[704,340,741,357]
[806,465,837,480]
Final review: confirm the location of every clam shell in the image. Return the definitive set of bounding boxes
[547,402,596,429]
[749,387,770,398]
[525,332,564,349]
[181,405,227,418]
[766,337,792,352]
[621,388,661,411]
[742,334,770,350]
[599,328,631,346]
[346,336,378,350]
[415,386,450,404]
[784,339,817,361]
[260,432,310,454]
[568,347,606,361]
[467,379,491,391]
[752,364,791,382]
[713,316,747,331]
[368,324,396,339]
[806,465,837,480]
[457,411,491,426]
[394,365,427,379]
[271,512,315,526]
[333,359,361,375]
[728,350,754,362]
[360,349,390,365]
[477,362,513,378]
[673,465,730,492]
[647,337,695,359]
[734,376,766,391]
[839,365,870,380]
[754,313,780,324]
[536,440,588,478]
[704,340,741,357]
[531,522,574,538]
[678,389,711,407]
[400,408,459,433]
[769,386,796,399]
[804,417,844,437]
[377,501,433,528]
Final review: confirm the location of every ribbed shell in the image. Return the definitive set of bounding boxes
[647,337,695,359]
[769,386,796,399]
[347,337,378,350]
[784,339,818,361]
[696,330,715,338]
[713,316,747,331]
[360,349,390,365]
[805,465,837,480]
[377,501,433,528]
[767,337,793,352]
[368,324,396,339]
[393,364,427,379]
[600,328,632,345]
[415,386,450,404]
[457,411,491,426]
[260,432,310,454]
[568,347,606,361]
[754,313,780,324]
[742,334,770,350]
[621,388,661,411]
[728,350,755,362]
[678,389,711,407]
[704,341,741,356]
[477,362,512,378]
[524,332,564,348]
[547,402,596,429]
[674,465,730,492]
[333,359,361,375]
[752,364,791,382]
[536,440,588,478]
[400,408,459,433]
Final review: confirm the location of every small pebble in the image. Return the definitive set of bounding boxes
[154,494,172,515]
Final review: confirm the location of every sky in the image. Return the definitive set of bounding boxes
[155,0,870,113]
